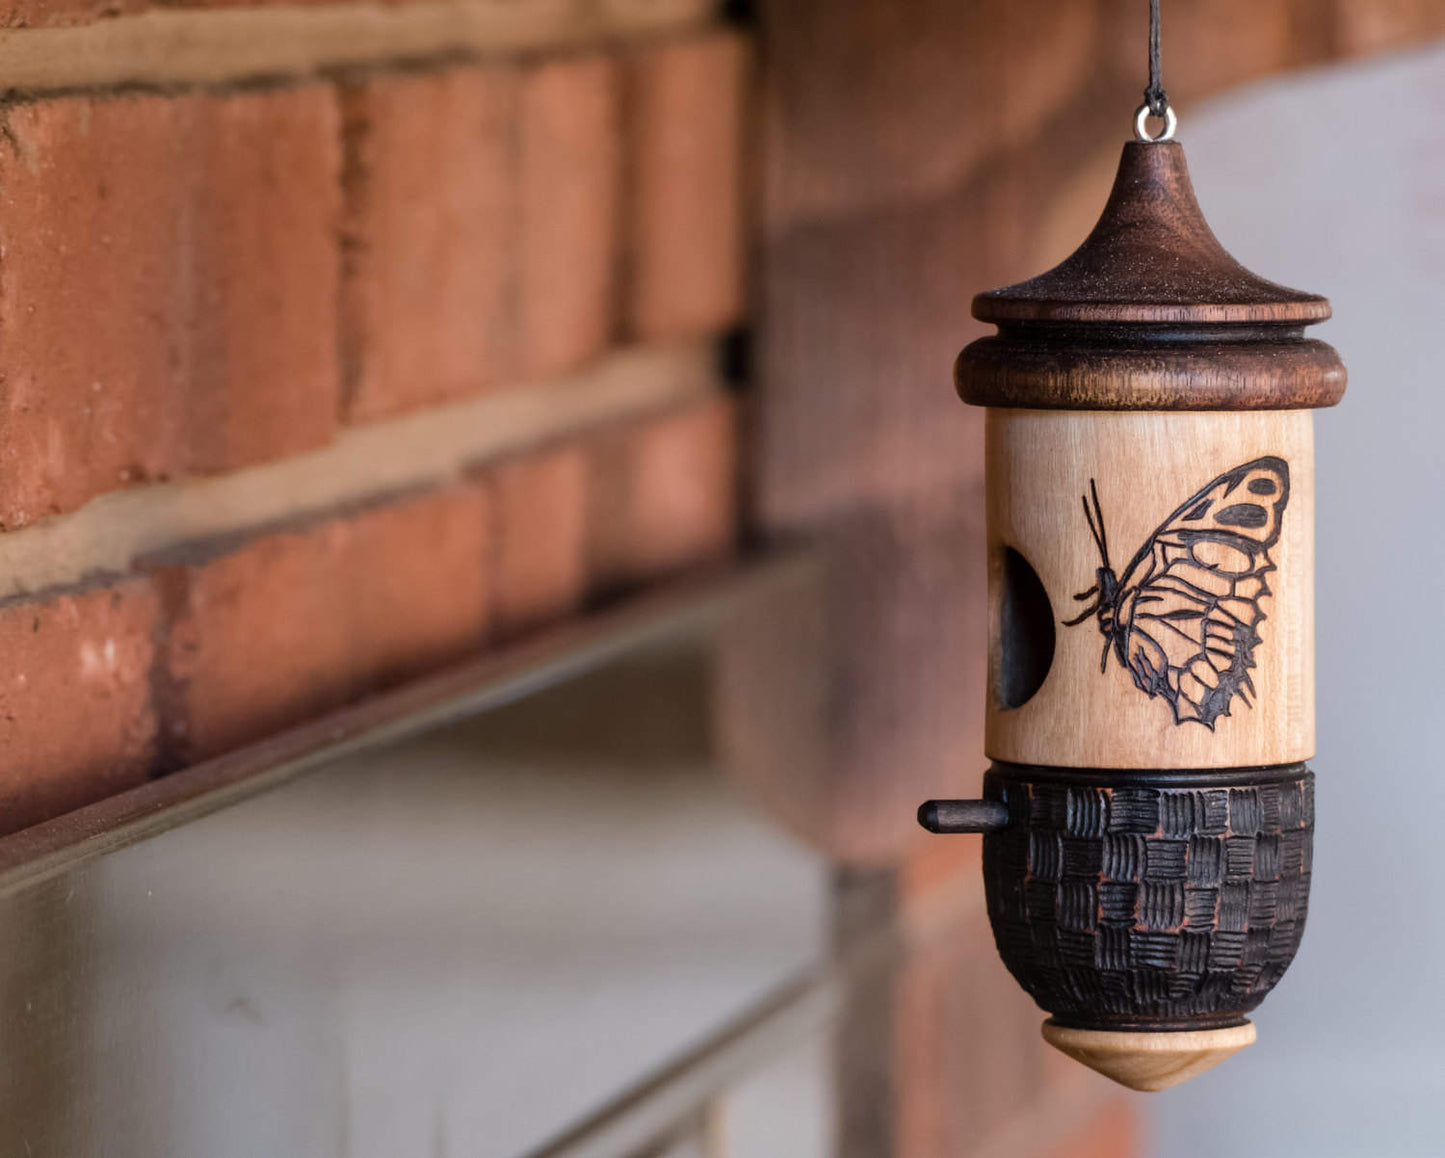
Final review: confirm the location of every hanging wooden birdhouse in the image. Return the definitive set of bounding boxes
[919,111,1345,1091]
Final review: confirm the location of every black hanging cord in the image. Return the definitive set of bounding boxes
[1144,0,1168,116]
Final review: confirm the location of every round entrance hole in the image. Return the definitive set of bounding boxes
[996,546,1055,709]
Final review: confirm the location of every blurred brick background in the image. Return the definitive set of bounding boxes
[0,25,746,833]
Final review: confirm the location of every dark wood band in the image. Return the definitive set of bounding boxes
[956,330,1346,411]
[980,760,1311,788]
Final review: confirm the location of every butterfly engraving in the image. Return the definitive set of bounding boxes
[1064,457,1289,729]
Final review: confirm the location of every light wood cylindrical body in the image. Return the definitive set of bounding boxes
[985,408,1314,769]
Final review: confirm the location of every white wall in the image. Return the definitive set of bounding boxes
[1151,41,1445,1158]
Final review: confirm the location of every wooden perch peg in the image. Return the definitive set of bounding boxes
[917,799,1008,834]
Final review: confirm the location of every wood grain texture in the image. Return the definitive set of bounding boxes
[957,335,1346,412]
[985,409,1314,768]
[1040,1022,1255,1092]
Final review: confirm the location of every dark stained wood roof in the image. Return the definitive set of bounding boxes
[973,141,1331,327]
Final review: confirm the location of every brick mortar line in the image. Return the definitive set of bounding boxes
[0,340,720,602]
[0,0,717,96]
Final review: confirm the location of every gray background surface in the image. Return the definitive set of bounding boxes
[1151,41,1445,1158]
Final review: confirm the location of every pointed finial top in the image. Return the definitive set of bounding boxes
[973,141,1331,327]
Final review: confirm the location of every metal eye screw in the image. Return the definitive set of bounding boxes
[1134,102,1178,143]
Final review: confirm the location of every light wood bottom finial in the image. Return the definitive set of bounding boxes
[1041,1020,1256,1092]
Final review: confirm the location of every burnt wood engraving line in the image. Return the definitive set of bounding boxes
[981,764,1313,1032]
[1064,457,1290,729]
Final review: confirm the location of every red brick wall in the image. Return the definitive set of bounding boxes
[0,15,748,836]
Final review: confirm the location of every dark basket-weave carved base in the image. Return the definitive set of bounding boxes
[982,761,1313,1032]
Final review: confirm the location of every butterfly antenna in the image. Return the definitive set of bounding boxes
[1080,493,1102,559]
[1090,479,1111,570]
[1080,484,1109,569]
[1065,479,1113,628]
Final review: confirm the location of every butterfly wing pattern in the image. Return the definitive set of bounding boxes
[1065,457,1290,729]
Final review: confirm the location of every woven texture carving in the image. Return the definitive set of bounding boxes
[982,764,1313,1031]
